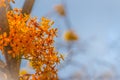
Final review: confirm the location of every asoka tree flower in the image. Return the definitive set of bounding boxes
[0,8,63,80]
[54,4,65,16]
[0,0,6,7]
[19,69,28,76]
[63,30,78,41]
[0,0,15,7]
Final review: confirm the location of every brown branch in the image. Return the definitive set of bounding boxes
[0,0,10,70]
[0,7,9,34]
[0,0,35,80]
[22,0,35,14]
[0,59,6,72]
[0,1,20,80]
[0,60,10,79]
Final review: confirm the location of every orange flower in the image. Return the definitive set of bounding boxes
[0,32,9,48]
[63,30,78,41]
[0,0,15,7]
[0,0,6,7]
[0,8,63,80]
[19,69,28,76]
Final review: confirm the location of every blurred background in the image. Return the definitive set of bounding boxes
[1,0,120,80]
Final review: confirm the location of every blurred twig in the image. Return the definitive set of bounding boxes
[61,0,72,29]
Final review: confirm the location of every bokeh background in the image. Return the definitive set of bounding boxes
[1,0,120,80]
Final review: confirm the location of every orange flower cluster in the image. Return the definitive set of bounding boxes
[0,0,15,7]
[0,0,6,7]
[63,30,78,41]
[0,8,63,80]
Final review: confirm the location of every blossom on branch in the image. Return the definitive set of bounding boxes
[0,8,63,80]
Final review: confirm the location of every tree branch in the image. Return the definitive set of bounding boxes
[22,0,35,14]
[0,0,35,80]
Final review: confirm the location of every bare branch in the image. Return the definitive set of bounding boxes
[22,0,35,14]
[0,0,20,80]
[0,0,35,79]
[0,7,10,34]
[0,59,6,71]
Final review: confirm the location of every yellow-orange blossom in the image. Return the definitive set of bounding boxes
[0,0,15,7]
[0,8,63,80]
